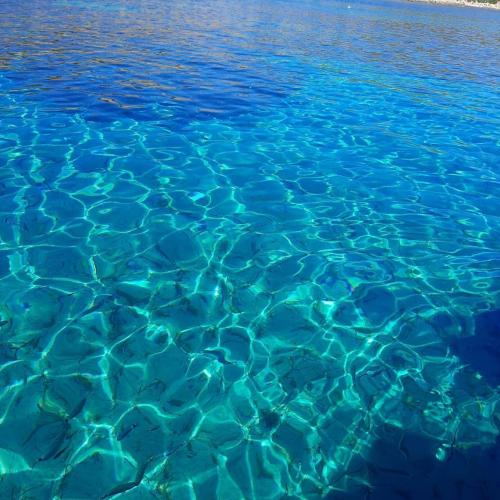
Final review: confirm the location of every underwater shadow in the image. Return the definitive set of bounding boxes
[330,425,500,500]
[450,309,500,387]
[371,431,499,500]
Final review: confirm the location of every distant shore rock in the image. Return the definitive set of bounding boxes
[409,0,500,9]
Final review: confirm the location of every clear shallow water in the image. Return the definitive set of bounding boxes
[0,0,499,498]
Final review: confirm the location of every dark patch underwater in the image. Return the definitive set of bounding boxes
[450,310,500,387]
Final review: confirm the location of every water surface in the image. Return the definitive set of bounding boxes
[0,0,499,498]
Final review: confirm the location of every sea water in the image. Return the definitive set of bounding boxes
[0,0,499,498]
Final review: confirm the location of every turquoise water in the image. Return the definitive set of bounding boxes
[0,0,499,498]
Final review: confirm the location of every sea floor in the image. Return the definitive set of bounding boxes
[0,0,499,498]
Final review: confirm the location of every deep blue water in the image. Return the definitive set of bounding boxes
[0,0,499,498]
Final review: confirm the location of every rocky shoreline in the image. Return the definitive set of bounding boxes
[409,0,500,9]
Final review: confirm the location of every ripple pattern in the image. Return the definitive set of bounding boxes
[0,0,499,498]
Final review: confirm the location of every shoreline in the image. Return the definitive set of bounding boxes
[408,0,500,9]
